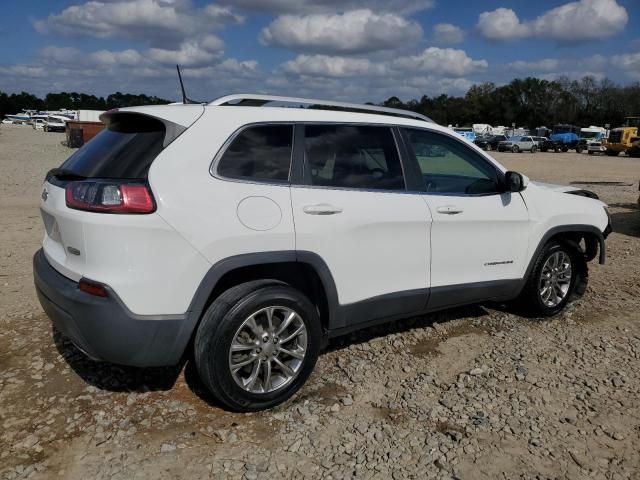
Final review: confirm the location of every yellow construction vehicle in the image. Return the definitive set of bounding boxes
[606,116,640,157]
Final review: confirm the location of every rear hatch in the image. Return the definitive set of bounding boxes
[40,106,203,280]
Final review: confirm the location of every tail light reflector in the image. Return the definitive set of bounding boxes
[79,278,108,297]
[66,180,155,214]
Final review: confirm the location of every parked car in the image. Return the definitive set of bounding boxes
[34,94,611,411]
[474,134,507,151]
[497,136,538,153]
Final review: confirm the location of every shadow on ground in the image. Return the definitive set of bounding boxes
[53,302,506,408]
[53,328,182,393]
[609,202,640,239]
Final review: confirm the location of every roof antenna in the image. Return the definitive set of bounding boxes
[176,64,201,104]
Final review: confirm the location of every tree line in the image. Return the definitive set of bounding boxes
[0,91,171,118]
[382,76,640,129]
[2,76,639,129]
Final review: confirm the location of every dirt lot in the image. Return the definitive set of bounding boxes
[1,123,640,480]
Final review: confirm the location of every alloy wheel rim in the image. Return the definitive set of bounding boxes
[539,251,572,307]
[228,306,307,394]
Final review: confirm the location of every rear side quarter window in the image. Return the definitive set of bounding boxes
[217,125,293,183]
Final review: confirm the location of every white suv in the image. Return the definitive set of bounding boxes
[34,94,611,411]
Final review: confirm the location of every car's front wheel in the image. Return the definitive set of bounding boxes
[517,242,585,316]
[512,145,519,153]
[194,280,321,411]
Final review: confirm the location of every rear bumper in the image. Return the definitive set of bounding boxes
[33,249,188,367]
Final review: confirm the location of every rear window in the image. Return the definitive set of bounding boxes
[58,114,166,179]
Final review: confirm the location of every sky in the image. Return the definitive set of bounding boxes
[0,0,638,103]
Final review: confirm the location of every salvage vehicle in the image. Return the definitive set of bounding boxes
[473,134,507,151]
[606,117,640,157]
[550,124,581,152]
[497,135,538,153]
[452,126,476,142]
[34,94,611,411]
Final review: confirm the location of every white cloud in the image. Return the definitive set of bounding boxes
[260,9,422,54]
[0,65,47,78]
[611,52,640,79]
[220,0,433,15]
[508,58,561,73]
[477,8,529,40]
[432,23,465,45]
[611,52,640,71]
[283,55,385,77]
[392,47,488,77]
[477,0,628,42]
[149,39,223,66]
[34,0,243,47]
[89,49,145,67]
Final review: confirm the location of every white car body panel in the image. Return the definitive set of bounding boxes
[40,184,210,315]
[291,187,431,304]
[40,102,609,318]
[423,192,530,287]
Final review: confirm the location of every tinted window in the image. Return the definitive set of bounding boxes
[404,128,500,195]
[218,125,293,182]
[59,114,165,179]
[304,125,404,190]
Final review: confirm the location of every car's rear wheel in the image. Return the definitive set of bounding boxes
[485,144,492,151]
[531,145,537,153]
[517,242,584,316]
[194,280,321,411]
[512,145,519,153]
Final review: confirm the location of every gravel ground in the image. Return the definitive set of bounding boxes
[1,123,640,480]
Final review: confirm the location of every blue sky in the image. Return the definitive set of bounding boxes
[0,0,638,102]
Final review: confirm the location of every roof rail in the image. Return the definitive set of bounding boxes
[209,94,433,123]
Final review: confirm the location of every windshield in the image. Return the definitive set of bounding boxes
[508,136,522,141]
[580,131,600,139]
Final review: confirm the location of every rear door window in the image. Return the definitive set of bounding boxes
[303,124,405,191]
[217,125,293,182]
[58,113,166,179]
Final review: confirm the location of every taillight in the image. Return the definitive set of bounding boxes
[65,180,155,214]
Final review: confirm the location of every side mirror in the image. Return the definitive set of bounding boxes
[504,171,527,192]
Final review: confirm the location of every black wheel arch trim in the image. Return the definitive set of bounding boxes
[520,224,606,291]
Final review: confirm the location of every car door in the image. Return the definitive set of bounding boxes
[290,124,432,329]
[400,127,530,308]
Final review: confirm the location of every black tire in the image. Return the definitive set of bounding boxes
[194,280,321,412]
[576,146,583,153]
[517,241,586,317]
[512,145,519,153]
[541,147,548,152]
[486,144,492,151]
[531,145,537,153]
[561,146,568,152]
[605,149,618,156]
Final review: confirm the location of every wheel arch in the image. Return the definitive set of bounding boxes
[176,251,340,360]
[522,225,605,282]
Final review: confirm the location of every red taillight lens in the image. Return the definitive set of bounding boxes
[79,278,108,297]
[66,180,155,214]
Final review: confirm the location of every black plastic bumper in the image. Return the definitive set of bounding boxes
[33,249,188,367]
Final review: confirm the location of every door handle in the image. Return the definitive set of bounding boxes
[303,204,343,215]
[436,205,464,215]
